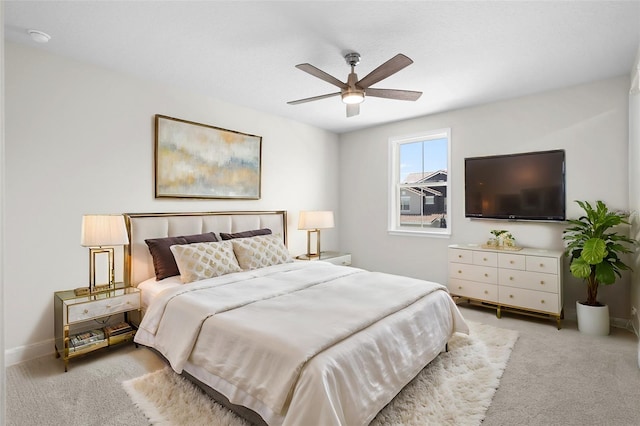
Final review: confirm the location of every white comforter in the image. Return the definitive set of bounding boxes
[136,261,468,425]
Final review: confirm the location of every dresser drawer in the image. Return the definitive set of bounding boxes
[498,286,559,314]
[448,248,473,264]
[449,263,497,284]
[526,256,559,274]
[449,278,498,303]
[498,269,559,293]
[498,253,525,270]
[473,251,497,267]
[67,293,141,324]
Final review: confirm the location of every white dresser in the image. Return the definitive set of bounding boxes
[448,244,563,328]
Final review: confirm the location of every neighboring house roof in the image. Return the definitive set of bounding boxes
[402,170,447,184]
[402,186,443,197]
[401,170,447,198]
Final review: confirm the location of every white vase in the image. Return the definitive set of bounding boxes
[576,301,610,336]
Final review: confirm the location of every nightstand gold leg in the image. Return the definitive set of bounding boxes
[496,306,502,319]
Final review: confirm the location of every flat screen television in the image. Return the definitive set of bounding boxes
[465,149,566,221]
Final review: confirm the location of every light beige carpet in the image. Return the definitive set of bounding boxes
[123,321,518,426]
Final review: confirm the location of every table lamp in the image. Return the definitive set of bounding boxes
[81,214,129,293]
[298,210,334,258]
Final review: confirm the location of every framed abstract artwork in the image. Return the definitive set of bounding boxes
[154,115,262,199]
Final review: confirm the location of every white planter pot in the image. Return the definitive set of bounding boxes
[576,301,610,336]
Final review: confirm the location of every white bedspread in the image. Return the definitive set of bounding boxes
[136,261,468,425]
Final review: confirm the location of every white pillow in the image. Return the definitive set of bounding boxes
[170,241,242,283]
[231,234,293,270]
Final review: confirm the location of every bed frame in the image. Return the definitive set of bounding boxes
[122,210,462,426]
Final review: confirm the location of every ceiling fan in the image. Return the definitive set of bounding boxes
[287,52,422,117]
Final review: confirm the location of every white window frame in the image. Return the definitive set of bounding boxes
[388,128,451,237]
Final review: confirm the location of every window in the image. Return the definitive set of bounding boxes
[388,128,451,236]
[400,195,411,211]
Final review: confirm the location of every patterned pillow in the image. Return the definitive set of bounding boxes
[231,234,293,270]
[145,232,218,280]
[170,241,242,284]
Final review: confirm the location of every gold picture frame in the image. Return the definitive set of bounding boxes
[154,115,262,199]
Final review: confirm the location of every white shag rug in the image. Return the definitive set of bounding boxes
[123,321,518,426]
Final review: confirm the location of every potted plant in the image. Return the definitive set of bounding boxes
[488,229,516,249]
[563,200,636,335]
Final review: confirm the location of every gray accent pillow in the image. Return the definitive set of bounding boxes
[219,228,272,240]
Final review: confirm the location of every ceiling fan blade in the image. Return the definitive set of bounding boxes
[366,88,422,101]
[287,92,341,105]
[295,64,348,89]
[356,54,414,89]
[346,103,360,117]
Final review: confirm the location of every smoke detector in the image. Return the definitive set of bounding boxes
[28,30,51,43]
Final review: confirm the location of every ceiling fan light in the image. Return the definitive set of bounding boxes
[342,91,364,104]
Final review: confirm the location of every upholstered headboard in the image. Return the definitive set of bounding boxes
[123,211,287,287]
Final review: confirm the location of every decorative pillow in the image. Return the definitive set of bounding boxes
[220,228,272,240]
[231,234,293,270]
[170,241,242,283]
[145,232,218,280]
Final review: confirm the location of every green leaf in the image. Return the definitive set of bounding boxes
[581,238,607,265]
[595,262,616,285]
[570,257,592,279]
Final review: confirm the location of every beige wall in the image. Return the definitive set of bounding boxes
[629,46,640,341]
[1,3,7,422]
[4,39,638,367]
[339,76,632,322]
[3,42,340,363]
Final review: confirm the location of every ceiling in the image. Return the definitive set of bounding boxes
[4,1,640,134]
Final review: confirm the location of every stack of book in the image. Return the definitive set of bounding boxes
[104,322,135,344]
[69,329,106,354]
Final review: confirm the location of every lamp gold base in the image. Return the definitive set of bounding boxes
[296,254,320,260]
[88,246,116,293]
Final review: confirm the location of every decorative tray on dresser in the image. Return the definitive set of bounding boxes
[448,244,564,329]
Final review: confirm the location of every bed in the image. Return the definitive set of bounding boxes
[124,211,468,426]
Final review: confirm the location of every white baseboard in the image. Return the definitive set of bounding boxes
[5,338,55,367]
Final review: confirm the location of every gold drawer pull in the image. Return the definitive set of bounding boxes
[509,276,514,281]
[541,300,545,304]
[509,260,514,264]
[484,290,489,295]
[539,263,544,268]
[484,273,488,277]
[540,281,545,285]
[509,294,514,299]
[483,257,487,261]
[83,309,89,314]
[458,286,463,290]
[106,305,111,309]
[458,270,462,274]
[458,255,462,258]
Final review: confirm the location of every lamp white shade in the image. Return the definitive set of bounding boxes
[81,215,129,247]
[298,211,335,230]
